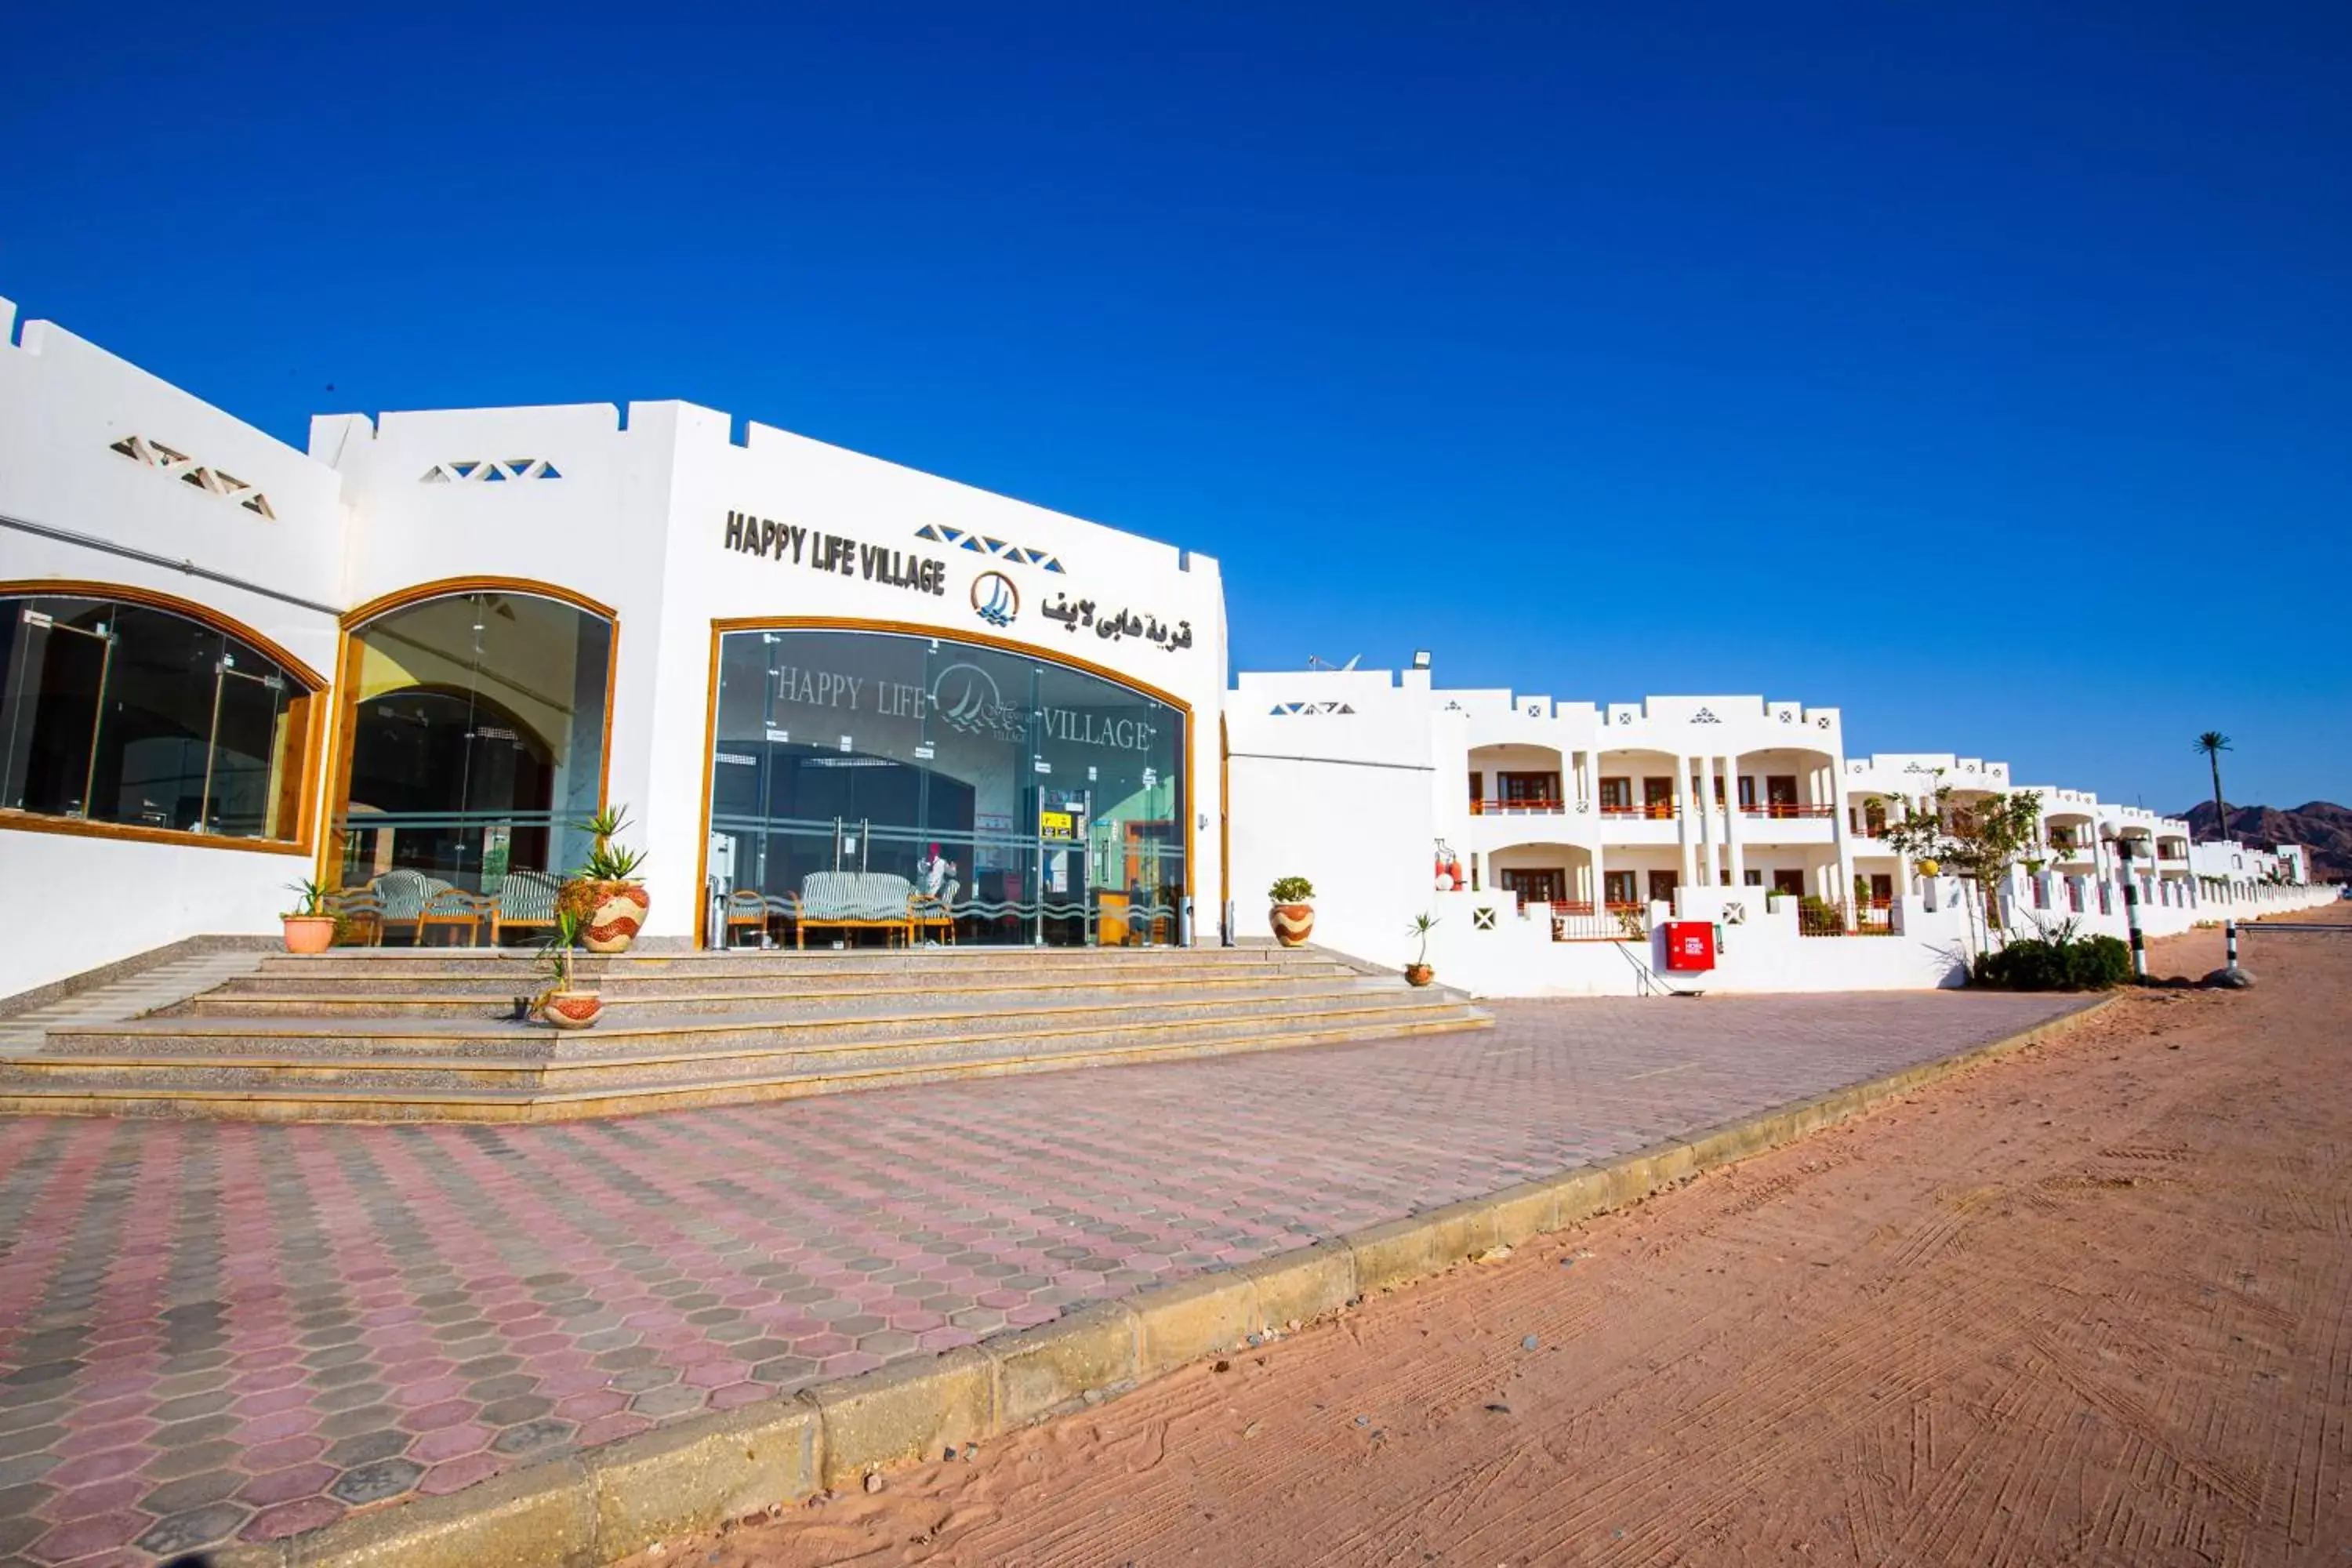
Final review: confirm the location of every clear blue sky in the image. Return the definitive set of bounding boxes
[5,2,2346,811]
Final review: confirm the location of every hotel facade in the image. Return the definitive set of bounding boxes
[0,299,2332,1003]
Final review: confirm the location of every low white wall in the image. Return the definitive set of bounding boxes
[1392,884,1973,998]
[0,832,292,1001]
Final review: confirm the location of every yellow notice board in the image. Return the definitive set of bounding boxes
[1039,808,1078,842]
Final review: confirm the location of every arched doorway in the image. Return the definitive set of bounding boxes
[328,584,614,901]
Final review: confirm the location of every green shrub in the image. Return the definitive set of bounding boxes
[1973,931,2132,991]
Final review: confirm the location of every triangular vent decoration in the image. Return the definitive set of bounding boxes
[419,459,563,483]
[110,434,274,520]
[1691,707,1721,724]
[912,528,1065,574]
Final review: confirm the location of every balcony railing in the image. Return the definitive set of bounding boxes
[1553,905,1649,942]
[1599,802,1678,820]
[1470,797,1566,815]
[1740,803,1836,820]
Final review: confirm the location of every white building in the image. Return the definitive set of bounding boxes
[0,297,2335,1004]
[0,299,1227,1000]
[1229,663,2335,996]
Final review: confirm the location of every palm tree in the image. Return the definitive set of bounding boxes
[2194,731,2232,841]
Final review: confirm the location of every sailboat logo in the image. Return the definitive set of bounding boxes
[971,571,1018,628]
[928,663,1026,739]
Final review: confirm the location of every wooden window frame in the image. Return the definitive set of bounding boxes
[0,580,328,857]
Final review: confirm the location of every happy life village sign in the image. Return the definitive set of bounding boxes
[724,509,948,596]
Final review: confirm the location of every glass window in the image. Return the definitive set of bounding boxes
[710,628,1185,947]
[0,593,312,840]
[330,590,612,899]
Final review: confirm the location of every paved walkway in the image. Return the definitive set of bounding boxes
[0,989,2085,1566]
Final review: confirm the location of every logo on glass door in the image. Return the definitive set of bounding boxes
[971,571,1019,628]
[927,663,1028,740]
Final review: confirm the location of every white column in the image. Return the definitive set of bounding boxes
[1724,753,1747,887]
[1695,757,1716,884]
[1828,761,1855,918]
[1675,755,1696,888]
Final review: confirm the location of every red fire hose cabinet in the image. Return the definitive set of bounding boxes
[1663,920,1717,972]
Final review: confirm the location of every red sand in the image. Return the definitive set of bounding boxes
[635,906,2352,1566]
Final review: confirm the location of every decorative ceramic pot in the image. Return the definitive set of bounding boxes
[281,915,336,955]
[1269,902,1316,947]
[579,883,649,954]
[1403,963,1435,988]
[542,989,603,1029]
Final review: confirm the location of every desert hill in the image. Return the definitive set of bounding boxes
[2180,800,2352,882]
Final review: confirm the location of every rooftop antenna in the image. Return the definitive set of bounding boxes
[1306,654,1364,671]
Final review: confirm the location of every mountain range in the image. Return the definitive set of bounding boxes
[2180,800,2352,883]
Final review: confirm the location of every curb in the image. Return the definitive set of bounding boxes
[216,996,2110,1567]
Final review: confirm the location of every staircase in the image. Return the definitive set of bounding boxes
[0,946,1490,1123]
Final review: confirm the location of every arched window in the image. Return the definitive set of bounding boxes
[0,589,318,843]
[328,586,613,896]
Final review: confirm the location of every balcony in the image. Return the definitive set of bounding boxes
[1470,797,1566,816]
[1598,802,1677,820]
[1737,802,1836,844]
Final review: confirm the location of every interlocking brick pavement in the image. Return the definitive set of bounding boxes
[0,989,2085,1565]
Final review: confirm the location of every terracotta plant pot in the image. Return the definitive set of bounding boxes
[1269,902,1316,947]
[281,915,336,955]
[1403,963,1435,988]
[542,989,603,1029]
[572,882,649,954]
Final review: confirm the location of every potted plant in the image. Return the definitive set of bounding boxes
[280,879,336,955]
[534,909,601,1029]
[1268,876,1316,947]
[561,805,649,954]
[1403,912,1438,986]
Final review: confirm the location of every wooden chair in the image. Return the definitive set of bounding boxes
[909,887,957,946]
[416,887,489,947]
[491,869,563,946]
[723,889,774,947]
[322,886,385,947]
[371,869,452,946]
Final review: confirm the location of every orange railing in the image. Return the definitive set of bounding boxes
[1470,798,1565,815]
[1740,803,1836,819]
[1598,802,1678,819]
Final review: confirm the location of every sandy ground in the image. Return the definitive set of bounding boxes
[629,906,2352,1567]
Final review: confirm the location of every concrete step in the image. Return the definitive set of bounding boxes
[179,960,1363,1012]
[3,941,1483,1123]
[5,994,1481,1093]
[0,1008,1491,1123]
[47,982,1435,1058]
[246,946,1336,981]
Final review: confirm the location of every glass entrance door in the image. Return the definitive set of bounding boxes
[708,629,1184,947]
